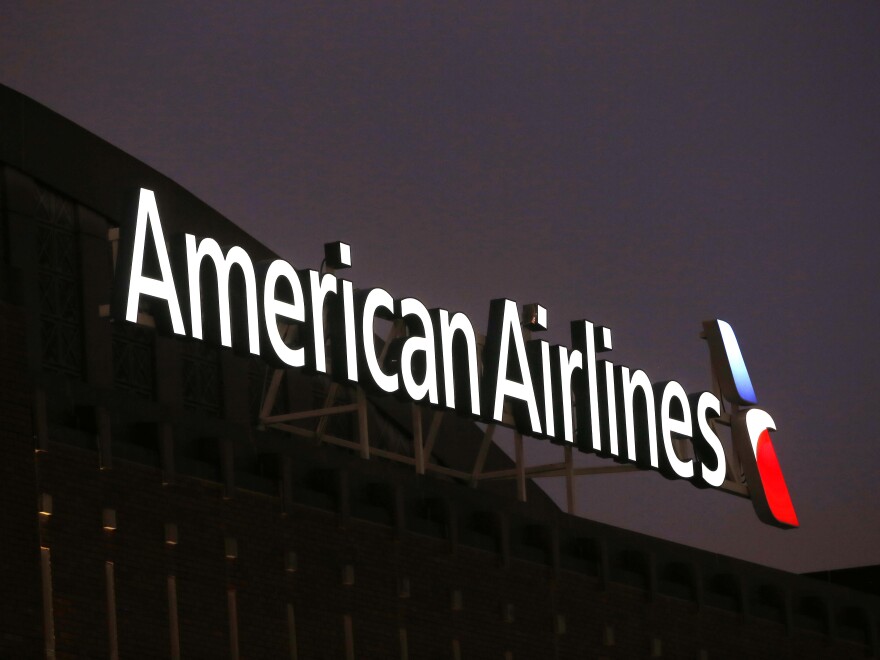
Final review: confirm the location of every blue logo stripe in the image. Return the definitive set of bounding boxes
[717,320,757,404]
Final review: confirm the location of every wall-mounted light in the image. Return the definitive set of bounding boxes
[102,508,117,531]
[285,551,298,573]
[39,493,53,516]
[165,523,178,545]
[225,537,238,559]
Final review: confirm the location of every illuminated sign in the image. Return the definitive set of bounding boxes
[112,189,797,526]
[704,321,798,528]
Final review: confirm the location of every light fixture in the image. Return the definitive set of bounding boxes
[102,508,117,531]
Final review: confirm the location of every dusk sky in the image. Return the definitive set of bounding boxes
[2,3,878,573]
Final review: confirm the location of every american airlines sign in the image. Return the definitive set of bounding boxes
[112,188,798,528]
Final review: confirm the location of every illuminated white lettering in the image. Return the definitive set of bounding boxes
[657,381,695,479]
[436,309,481,416]
[554,346,582,444]
[398,298,438,404]
[361,288,398,393]
[123,188,185,334]
[111,190,748,500]
[487,299,541,434]
[305,270,338,373]
[692,391,725,488]
[620,367,658,467]
[262,259,305,367]
[185,235,259,353]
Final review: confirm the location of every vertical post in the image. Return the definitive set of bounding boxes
[167,576,180,660]
[34,388,49,451]
[412,406,425,475]
[281,455,294,512]
[227,588,240,660]
[514,432,526,502]
[286,603,298,660]
[356,387,369,460]
[343,614,355,660]
[564,446,576,515]
[40,547,55,660]
[399,627,408,660]
[97,406,113,470]
[160,423,175,485]
[221,437,235,499]
[105,562,119,660]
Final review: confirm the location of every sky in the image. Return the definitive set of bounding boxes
[2,2,878,574]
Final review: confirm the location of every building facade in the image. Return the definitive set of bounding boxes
[0,83,877,659]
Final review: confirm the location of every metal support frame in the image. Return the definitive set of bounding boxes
[257,322,750,512]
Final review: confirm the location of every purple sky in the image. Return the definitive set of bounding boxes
[2,3,878,573]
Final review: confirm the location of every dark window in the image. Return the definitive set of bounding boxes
[182,341,223,415]
[408,497,449,539]
[659,562,696,601]
[751,584,786,624]
[236,452,280,496]
[112,322,155,399]
[795,596,828,635]
[352,482,395,526]
[37,185,83,377]
[611,549,649,590]
[705,574,741,613]
[560,537,600,576]
[460,511,500,553]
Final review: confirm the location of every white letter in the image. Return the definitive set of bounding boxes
[123,189,185,334]
[492,300,542,434]
[555,347,582,444]
[620,367,658,467]
[694,391,726,487]
[361,288,398,393]
[186,235,259,353]
[658,381,695,479]
[262,260,305,367]
[399,298,438,404]
[307,270,338,373]
[437,309,481,416]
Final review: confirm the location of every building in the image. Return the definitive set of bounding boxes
[0,82,876,659]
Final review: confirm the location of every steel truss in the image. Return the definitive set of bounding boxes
[257,316,751,515]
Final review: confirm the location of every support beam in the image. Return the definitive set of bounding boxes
[514,431,526,502]
[423,410,444,457]
[314,383,340,441]
[258,368,284,424]
[356,387,369,460]
[412,406,425,475]
[470,425,495,486]
[564,446,576,515]
[262,402,360,425]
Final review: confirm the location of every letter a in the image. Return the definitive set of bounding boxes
[113,188,186,335]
